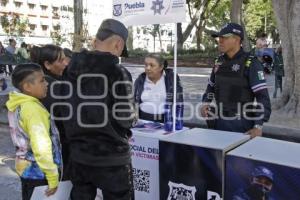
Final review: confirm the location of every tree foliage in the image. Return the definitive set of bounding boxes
[141,24,165,52]
[244,0,276,42]
[0,13,29,36]
[51,25,67,46]
[189,0,231,50]
[205,0,231,29]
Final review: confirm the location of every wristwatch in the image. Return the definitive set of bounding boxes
[253,124,263,130]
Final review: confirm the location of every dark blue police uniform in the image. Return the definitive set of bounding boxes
[202,48,271,132]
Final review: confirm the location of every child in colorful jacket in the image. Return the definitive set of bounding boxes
[6,63,62,200]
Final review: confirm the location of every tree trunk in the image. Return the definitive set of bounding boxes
[241,22,251,51]
[230,0,251,51]
[177,23,184,50]
[153,35,156,52]
[194,0,220,50]
[157,28,163,52]
[230,0,242,23]
[196,21,206,50]
[153,24,163,52]
[127,26,133,51]
[73,0,83,51]
[177,0,211,50]
[196,30,201,50]
[272,0,300,116]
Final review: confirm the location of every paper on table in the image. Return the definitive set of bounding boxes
[31,181,72,200]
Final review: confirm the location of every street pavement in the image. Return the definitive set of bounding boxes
[0,125,21,200]
[0,65,276,199]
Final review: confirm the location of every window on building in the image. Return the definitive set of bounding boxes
[52,6,59,12]
[53,25,60,31]
[68,6,73,12]
[53,13,59,18]
[52,6,59,18]
[14,2,22,8]
[41,5,47,11]
[61,5,67,11]
[29,24,36,31]
[1,0,8,6]
[28,3,35,10]
[41,25,48,31]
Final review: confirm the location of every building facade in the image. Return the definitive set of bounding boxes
[0,0,74,46]
[132,24,195,53]
[0,0,196,52]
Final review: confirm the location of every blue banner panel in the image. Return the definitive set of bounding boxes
[226,155,300,200]
[159,141,223,200]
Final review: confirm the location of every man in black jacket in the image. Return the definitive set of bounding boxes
[61,19,136,200]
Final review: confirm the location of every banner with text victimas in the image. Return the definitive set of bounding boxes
[112,0,186,26]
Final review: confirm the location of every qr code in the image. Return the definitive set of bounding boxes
[133,168,150,193]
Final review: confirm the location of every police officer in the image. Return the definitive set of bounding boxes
[200,23,271,138]
[233,166,275,200]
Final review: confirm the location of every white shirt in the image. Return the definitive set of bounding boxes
[140,74,167,114]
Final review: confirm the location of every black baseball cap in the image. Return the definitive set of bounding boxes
[211,23,244,40]
[96,18,128,57]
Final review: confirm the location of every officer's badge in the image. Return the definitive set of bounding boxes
[167,181,196,200]
[232,64,240,72]
[258,71,265,80]
[113,4,122,16]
